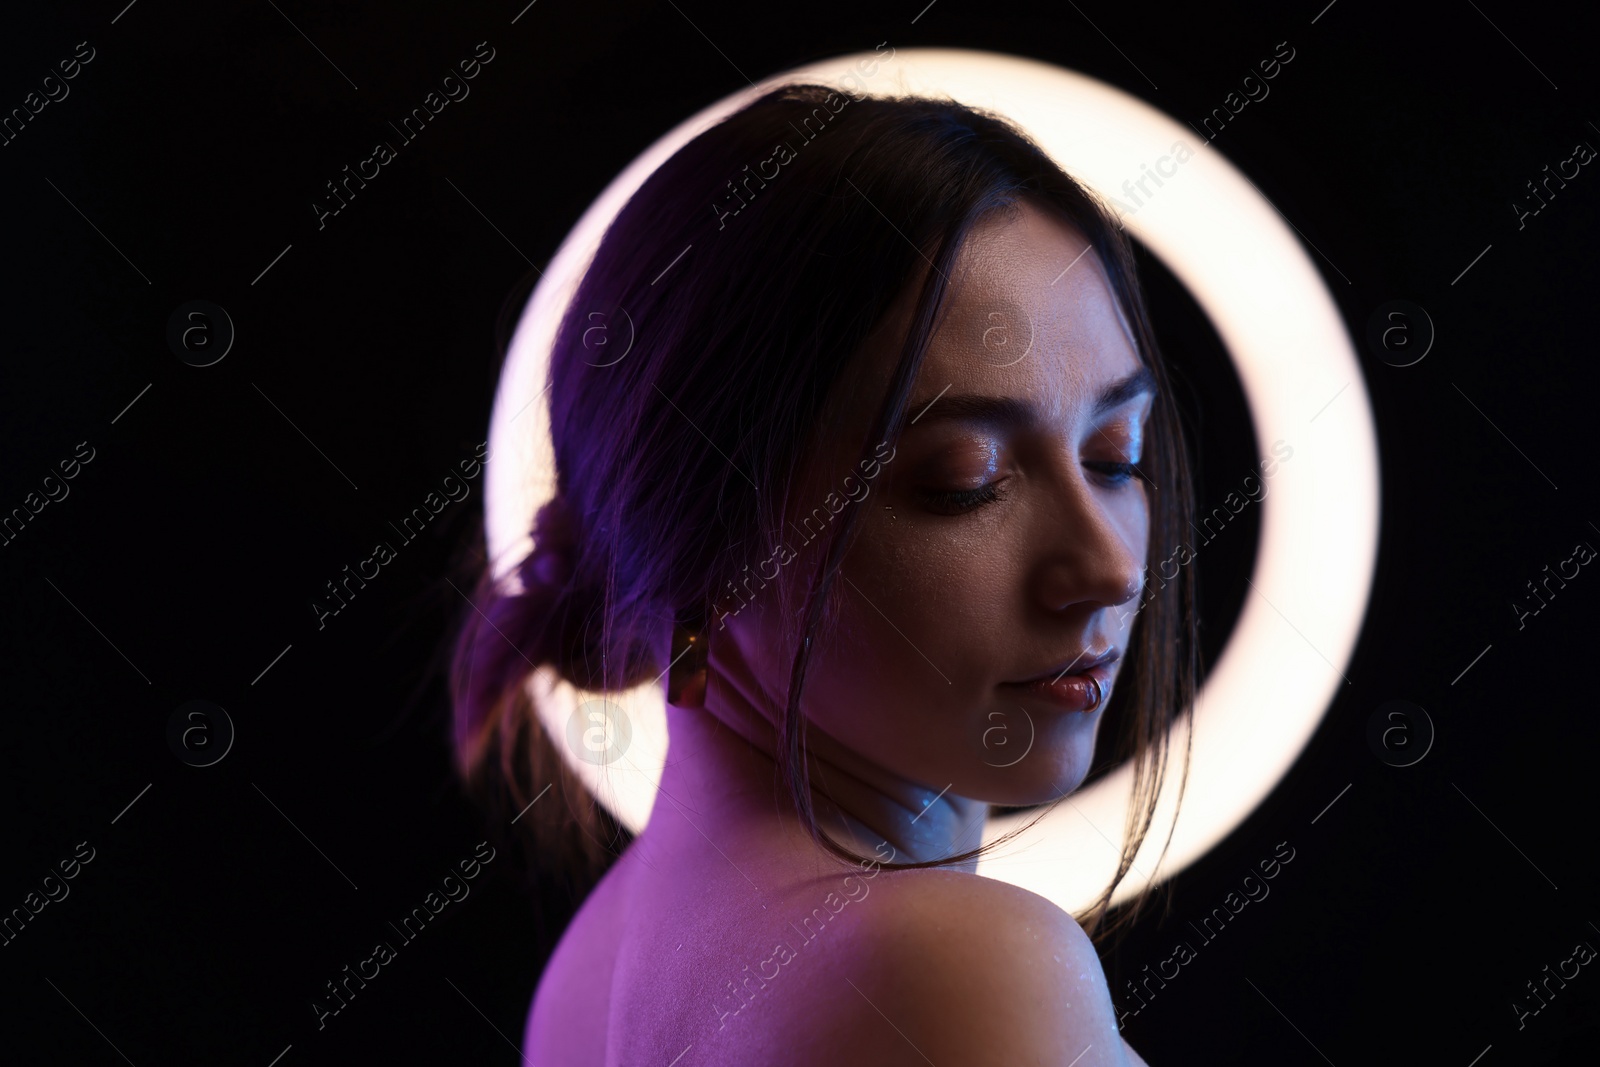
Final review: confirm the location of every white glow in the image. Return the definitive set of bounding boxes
[484,49,1379,910]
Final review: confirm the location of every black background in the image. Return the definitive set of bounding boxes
[3,1,1597,1064]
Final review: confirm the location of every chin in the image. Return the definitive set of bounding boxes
[967,740,1095,808]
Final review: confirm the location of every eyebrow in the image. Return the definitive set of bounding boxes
[907,365,1157,430]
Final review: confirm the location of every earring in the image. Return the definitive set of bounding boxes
[666,602,709,708]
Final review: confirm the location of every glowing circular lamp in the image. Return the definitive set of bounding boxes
[483,48,1380,911]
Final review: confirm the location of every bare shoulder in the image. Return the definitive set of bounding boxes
[814,867,1142,1066]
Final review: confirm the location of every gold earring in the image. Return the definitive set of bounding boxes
[667,603,709,708]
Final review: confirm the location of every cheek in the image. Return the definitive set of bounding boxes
[845,510,1002,664]
[798,511,1003,761]
[1136,495,1153,581]
[1113,486,1151,576]
[1133,492,1152,554]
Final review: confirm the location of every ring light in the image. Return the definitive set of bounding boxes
[484,48,1379,911]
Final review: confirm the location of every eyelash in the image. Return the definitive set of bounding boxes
[1091,461,1143,487]
[919,482,1008,514]
[918,463,1144,514]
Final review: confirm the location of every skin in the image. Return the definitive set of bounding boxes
[525,200,1155,1065]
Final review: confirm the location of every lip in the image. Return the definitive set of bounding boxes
[1001,661,1116,714]
[1001,649,1119,714]
[1008,647,1120,686]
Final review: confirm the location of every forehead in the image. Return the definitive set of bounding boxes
[810,201,1144,469]
[914,202,1141,411]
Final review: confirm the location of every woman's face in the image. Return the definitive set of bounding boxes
[725,200,1153,811]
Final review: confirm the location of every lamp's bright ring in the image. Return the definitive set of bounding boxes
[484,49,1379,913]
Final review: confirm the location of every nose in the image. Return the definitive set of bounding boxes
[1030,471,1146,615]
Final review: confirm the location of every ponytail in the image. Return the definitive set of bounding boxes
[449,494,636,920]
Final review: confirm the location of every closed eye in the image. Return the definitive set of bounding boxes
[917,460,1143,515]
[917,481,1007,514]
[1087,461,1144,488]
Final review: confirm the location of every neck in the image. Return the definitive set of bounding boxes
[644,637,988,872]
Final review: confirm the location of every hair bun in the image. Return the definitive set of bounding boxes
[525,493,579,589]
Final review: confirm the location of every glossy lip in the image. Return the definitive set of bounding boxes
[1001,661,1116,714]
[1007,647,1120,686]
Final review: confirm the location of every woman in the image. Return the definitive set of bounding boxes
[452,80,1198,1065]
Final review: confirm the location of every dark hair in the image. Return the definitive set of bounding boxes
[450,81,1199,943]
